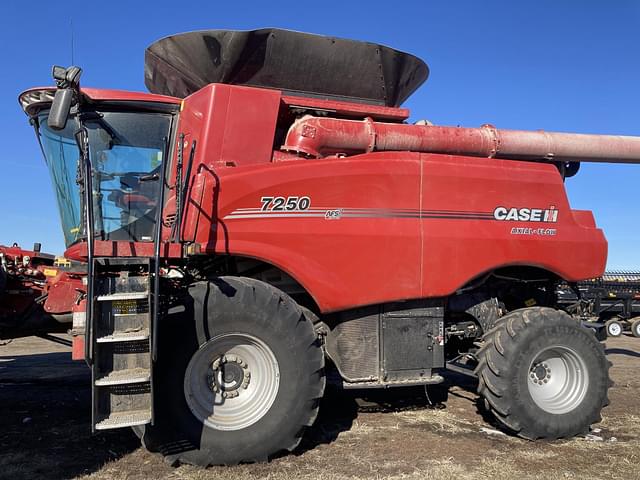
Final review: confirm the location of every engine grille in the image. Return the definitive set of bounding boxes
[326,309,379,382]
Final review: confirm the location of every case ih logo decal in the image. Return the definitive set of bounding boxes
[493,206,558,223]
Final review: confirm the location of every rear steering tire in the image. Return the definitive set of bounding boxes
[475,307,611,439]
[135,277,325,466]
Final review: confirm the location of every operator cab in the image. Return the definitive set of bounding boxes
[21,88,179,248]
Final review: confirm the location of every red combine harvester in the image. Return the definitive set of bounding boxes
[17,29,640,466]
[0,243,80,341]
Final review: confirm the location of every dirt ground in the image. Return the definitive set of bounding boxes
[0,334,638,480]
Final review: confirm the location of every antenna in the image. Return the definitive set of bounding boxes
[70,19,74,65]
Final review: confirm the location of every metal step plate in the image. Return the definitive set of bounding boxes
[95,367,151,386]
[96,329,150,343]
[95,410,152,430]
[97,292,149,301]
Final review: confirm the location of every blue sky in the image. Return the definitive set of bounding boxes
[0,1,639,268]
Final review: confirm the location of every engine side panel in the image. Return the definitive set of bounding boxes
[324,300,444,385]
[190,151,606,313]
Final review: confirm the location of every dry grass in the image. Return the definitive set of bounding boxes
[392,408,477,434]
[7,336,640,480]
[77,408,640,480]
[600,412,640,435]
[78,444,640,480]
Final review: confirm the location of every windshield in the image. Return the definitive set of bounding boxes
[38,110,172,247]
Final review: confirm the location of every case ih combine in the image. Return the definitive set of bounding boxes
[14,29,640,466]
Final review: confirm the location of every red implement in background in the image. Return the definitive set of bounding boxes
[0,243,82,339]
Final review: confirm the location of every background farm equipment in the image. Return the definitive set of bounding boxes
[558,271,640,338]
[0,243,81,341]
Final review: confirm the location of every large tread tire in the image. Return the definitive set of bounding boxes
[475,307,612,440]
[136,277,325,466]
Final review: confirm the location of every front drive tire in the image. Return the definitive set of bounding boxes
[475,307,612,440]
[136,277,325,466]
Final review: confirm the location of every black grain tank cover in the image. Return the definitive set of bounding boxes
[144,29,429,107]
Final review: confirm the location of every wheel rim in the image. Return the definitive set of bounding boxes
[527,345,589,415]
[184,333,280,431]
[608,323,622,336]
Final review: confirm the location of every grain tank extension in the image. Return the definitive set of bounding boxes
[19,28,640,466]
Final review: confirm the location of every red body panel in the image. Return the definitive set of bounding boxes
[419,155,606,296]
[165,84,607,312]
[22,83,606,314]
[199,154,424,311]
[66,240,182,260]
[181,153,604,312]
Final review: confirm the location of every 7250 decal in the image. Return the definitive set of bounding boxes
[260,196,311,211]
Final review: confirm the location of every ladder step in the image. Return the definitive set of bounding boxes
[96,329,150,343]
[95,367,151,386]
[95,410,152,430]
[97,292,149,301]
[92,262,155,432]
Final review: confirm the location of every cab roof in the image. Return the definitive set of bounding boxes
[19,87,180,116]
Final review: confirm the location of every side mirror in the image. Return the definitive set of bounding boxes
[48,65,82,131]
[49,88,74,130]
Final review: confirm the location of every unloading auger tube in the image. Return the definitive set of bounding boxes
[283,115,640,164]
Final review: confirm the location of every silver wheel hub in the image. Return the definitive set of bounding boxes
[208,354,252,398]
[184,333,280,431]
[527,345,589,415]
